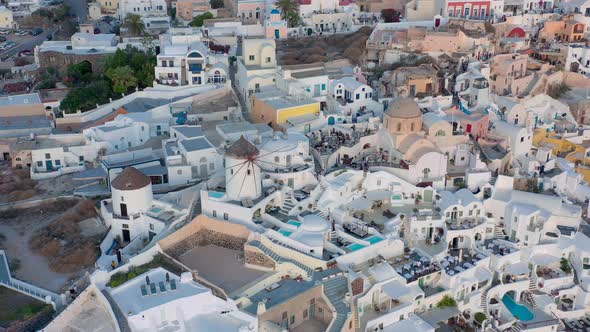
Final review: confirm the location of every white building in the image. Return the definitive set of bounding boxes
[83,113,167,154]
[565,44,590,75]
[108,267,257,331]
[118,0,170,30]
[30,134,99,180]
[163,125,223,185]
[235,38,278,109]
[154,40,229,87]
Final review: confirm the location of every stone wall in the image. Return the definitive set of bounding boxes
[37,51,107,75]
[245,247,276,269]
[351,277,364,296]
[165,229,247,258]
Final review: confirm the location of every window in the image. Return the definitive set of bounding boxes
[122,224,129,229]
[249,55,255,61]
[209,162,214,170]
[520,137,524,142]
[169,61,174,67]
[128,142,132,148]
[275,156,279,162]
[355,93,360,100]
[247,169,251,175]
[265,57,271,63]
[435,130,446,136]
[282,312,287,320]
[213,210,217,217]
[310,298,315,304]
[149,223,154,231]
[79,156,84,162]
[321,84,326,90]
[290,316,295,325]
[303,309,308,319]
[45,153,51,159]
[224,213,228,220]
[37,161,42,167]
[162,60,167,67]
[55,160,61,166]
[177,170,182,175]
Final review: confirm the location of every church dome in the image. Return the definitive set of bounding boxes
[385,98,422,119]
[270,8,280,14]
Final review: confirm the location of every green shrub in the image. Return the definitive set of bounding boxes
[474,312,486,324]
[436,295,457,308]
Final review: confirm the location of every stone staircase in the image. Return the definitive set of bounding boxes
[493,224,505,239]
[249,240,314,277]
[102,290,132,332]
[352,301,360,330]
[323,276,349,332]
[280,192,296,215]
[511,321,523,332]
[524,290,538,308]
[329,229,338,244]
[480,288,489,313]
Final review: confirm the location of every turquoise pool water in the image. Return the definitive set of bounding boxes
[366,235,383,244]
[287,220,302,227]
[149,207,163,214]
[502,294,534,321]
[348,243,366,251]
[279,230,293,237]
[208,191,224,199]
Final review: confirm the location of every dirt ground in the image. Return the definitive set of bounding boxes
[276,27,372,66]
[0,165,40,203]
[0,163,80,204]
[0,199,106,292]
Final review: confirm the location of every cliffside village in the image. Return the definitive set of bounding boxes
[3,0,590,331]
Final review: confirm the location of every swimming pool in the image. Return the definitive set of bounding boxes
[149,207,163,214]
[208,191,225,199]
[287,220,302,227]
[348,243,366,251]
[279,230,293,237]
[502,294,534,321]
[366,235,383,244]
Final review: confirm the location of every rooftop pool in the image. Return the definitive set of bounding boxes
[502,293,534,321]
[348,243,366,252]
[287,220,302,227]
[279,230,293,237]
[366,235,383,244]
[208,191,225,199]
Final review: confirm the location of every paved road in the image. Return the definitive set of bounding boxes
[64,0,88,23]
[0,30,53,61]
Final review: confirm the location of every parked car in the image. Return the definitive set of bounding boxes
[0,29,10,35]
[32,28,43,36]
[0,36,6,42]
[14,30,29,36]
[18,49,32,56]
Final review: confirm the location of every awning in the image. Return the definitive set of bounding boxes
[505,262,529,275]
[382,280,411,298]
[347,197,373,210]
[419,306,461,326]
[530,254,560,266]
[366,190,391,201]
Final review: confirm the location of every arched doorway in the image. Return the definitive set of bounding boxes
[328,116,335,125]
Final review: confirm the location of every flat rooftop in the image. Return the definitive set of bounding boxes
[178,245,267,293]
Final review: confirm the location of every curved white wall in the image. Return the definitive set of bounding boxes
[225,156,262,201]
[112,184,153,216]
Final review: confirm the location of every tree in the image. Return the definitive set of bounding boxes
[106,66,138,94]
[210,0,224,9]
[474,312,487,325]
[124,13,145,36]
[189,12,214,27]
[60,80,112,113]
[38,66,60,90]
[66,61,93,86]
[275,0,300,27]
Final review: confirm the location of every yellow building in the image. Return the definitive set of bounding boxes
[250,88,320,130]
[533,129,590,182]
[0,6,14,29]
[98,0,119,13]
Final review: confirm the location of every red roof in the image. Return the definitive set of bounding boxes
[2,82,30,94]
[298,0,312,5]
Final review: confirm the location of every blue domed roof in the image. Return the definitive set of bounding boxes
[271,8,280,14]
